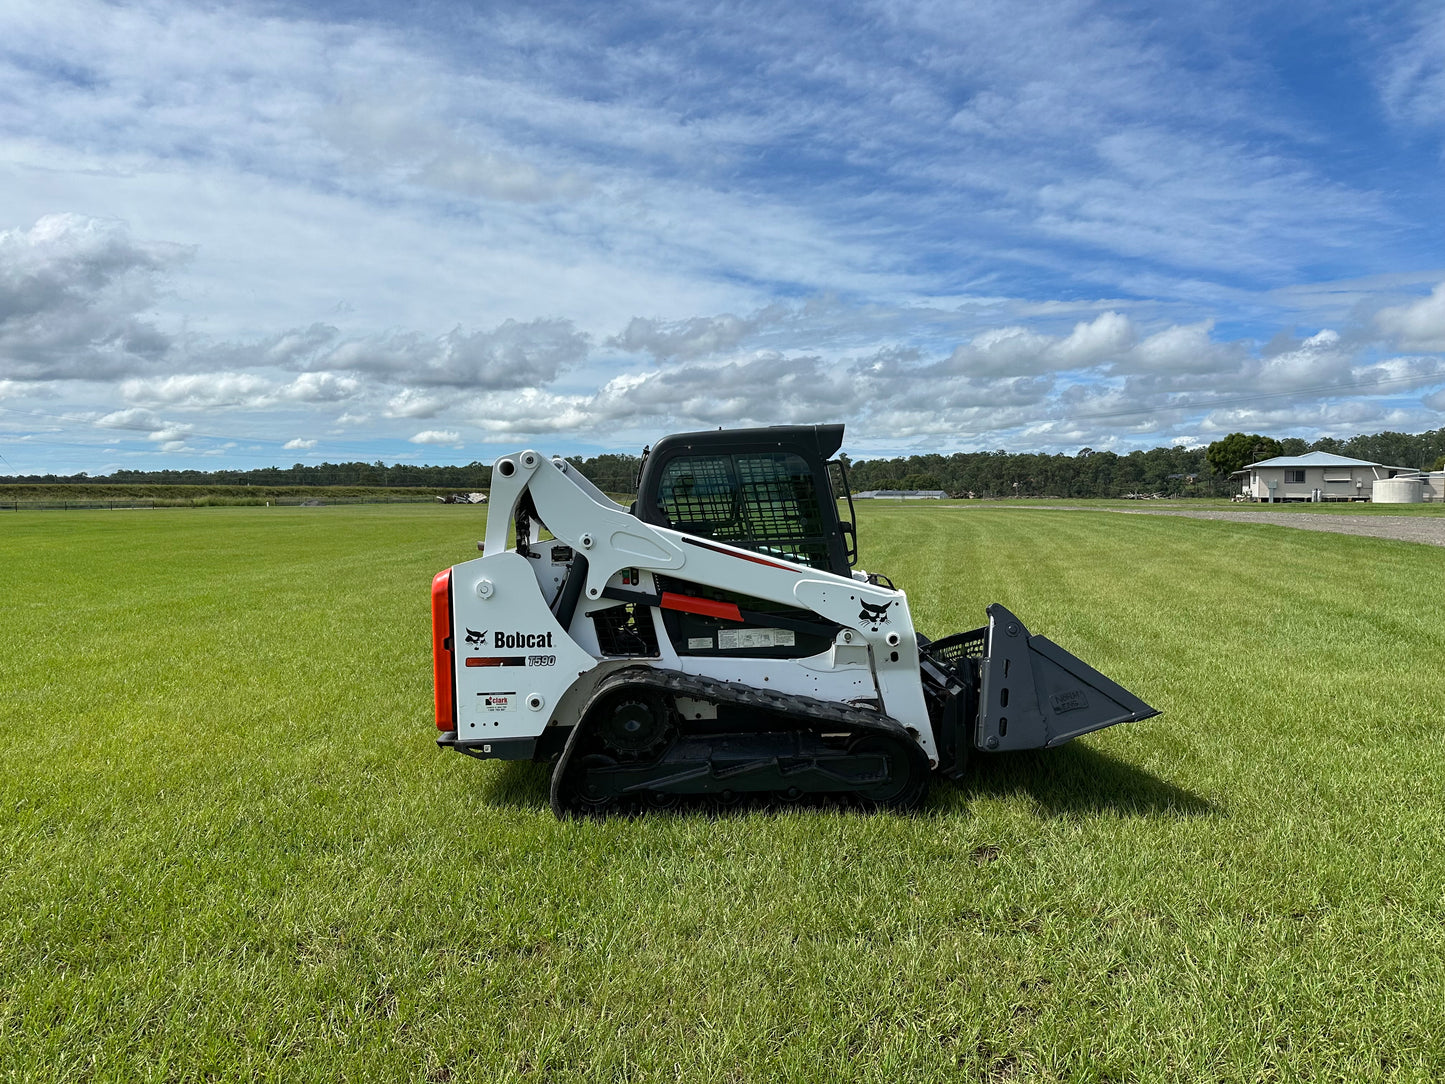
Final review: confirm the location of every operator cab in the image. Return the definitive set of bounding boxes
[634,424,858,577]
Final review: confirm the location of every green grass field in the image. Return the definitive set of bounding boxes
[3,504,1443,1082]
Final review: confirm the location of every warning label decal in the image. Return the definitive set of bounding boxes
[717,628,796,650]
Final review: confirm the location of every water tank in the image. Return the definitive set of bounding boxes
[1374,476,1423,503]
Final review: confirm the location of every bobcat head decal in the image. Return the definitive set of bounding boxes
[858,599,894,629]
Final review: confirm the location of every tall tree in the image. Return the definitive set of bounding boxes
[1205,433,1283,477]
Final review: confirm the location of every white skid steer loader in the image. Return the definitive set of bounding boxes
[431,425,1158,816]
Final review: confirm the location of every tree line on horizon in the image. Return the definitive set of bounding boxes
[846,428,1445,498]
[0,460,495,491]
[6,428,1444,499]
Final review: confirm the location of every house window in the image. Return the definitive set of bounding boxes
[1284,469,1305,484]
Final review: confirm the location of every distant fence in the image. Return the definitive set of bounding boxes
[2,495,449,511]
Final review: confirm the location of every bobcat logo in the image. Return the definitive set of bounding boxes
[858,599,894,628]
[464,628,489,647]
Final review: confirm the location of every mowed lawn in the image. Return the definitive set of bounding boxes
[2,503,1443,1082]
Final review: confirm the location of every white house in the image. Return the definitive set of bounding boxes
[1232,452,1416,502]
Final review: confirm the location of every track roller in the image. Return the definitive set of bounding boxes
[548,667,930,818]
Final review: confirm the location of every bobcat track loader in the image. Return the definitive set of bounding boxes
[430,425,1158,816]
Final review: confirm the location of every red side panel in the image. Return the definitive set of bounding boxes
[660,591,743,622]
[431,569,455,730]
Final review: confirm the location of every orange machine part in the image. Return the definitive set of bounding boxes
[431,569,455,729]
[660,591,743,622]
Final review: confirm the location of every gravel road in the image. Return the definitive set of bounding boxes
[974,503,1445,547]
[1112,507,1445,547]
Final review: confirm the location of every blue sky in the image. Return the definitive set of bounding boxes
[2,0,1444,474]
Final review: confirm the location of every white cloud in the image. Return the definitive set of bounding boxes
[1049,311,1135,367]
[608,314,755,361]
[96,408,163,431]
[320,99,591,204]
[1124,321,1230,375]
[283,438,317,450]
[1253,328,1351,391]
[1376,283,1445,352]
[409,429,462,446]
[459,389,594,435]
[121,372,272,409]
[2,2,1444,473]
[1378,8,1445,129]
[0,214,188,381]
[321,319,588,388]
[276,371,360,402]
[384,388,447,419]
[943,326,1056,378]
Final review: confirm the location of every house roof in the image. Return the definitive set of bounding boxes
[1243,452,1383,469]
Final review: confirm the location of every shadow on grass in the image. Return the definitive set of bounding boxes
[478,759,553,810]
[477,742,1213,821]
[954,742,1215,819]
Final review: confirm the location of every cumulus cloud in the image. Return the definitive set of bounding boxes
[0,214,190,381]
[321,318,588,388]
[608,314,755,361]
[96,407,164,432]
[263,325,341,368]
[121,372,272,409]
[283,438,317,450]
[941,326,1056,378]
[275,372,360,402]
[1125,321,1229,375]
[409,429,462,446]
[931,312,1135,380]
[589,352,865,428]
[384,388,447,419]
[1252,328,1352,391]
[459,389,593,434]
[117,369,361,409]
[1376,283,1445,351]
[1050,311,1135,367]
[1348,354,1445,394]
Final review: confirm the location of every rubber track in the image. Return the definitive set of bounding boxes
[549,666,930,816]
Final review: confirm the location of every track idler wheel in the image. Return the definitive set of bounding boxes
[848,734,928,811]
[554,753,621,818]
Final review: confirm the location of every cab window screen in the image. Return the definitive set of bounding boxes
[657,452,829,569]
